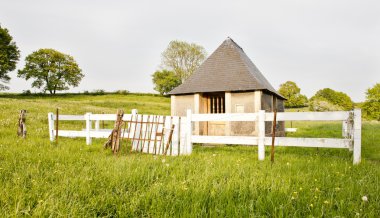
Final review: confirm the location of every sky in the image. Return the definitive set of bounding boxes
[1,0,379,102]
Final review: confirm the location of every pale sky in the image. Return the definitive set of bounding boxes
[1,0,379,102]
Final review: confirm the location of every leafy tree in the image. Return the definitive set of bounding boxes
[161,40,207,83]
[18,49,84,94]
[278,81,308,108]
[0,24,20,90]
[152,70,181,95]
[362,83,380,120]
[309,88,353,111]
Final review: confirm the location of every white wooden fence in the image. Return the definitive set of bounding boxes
[48,109,361,163]
[185,109,361,164]
[47,109,191,155]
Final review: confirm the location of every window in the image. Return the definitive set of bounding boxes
[208,93,225,113]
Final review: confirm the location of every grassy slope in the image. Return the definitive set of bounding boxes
[0,94,379,217]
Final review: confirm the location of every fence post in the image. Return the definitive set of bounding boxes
[95,120,100,131]
[186,109,192,154]
[258,110,265,160]
[48,112,55,141]
[353,109,361,164]
[85,112,92,145]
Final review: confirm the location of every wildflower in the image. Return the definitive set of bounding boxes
[309,204,313,208]
[314,179,318,182]
[161,159,166,163]
[324,200,329,204]
[299,187,303,191]
[286,162,290,166]
[362,196,368,202]
[165,163,169,167]
[212,154,216,157]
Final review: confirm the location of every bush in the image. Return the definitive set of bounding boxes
[309,99,344,111]
[362,83,380,121]
[91,89,105,95]
[310,88,353,111]
[21,90,32,96]
[115,90,130,95]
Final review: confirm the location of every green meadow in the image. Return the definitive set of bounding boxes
[0,94,379,217]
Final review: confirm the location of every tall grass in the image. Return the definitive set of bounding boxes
[0,94,379,216]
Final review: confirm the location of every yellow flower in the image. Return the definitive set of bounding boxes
[309,204,313,208]
[324,200,329,204]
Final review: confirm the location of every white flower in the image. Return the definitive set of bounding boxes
[161,159,166,163]
[165,163,169,167]
[362,196,368,202]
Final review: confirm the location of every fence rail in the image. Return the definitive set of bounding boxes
[48,109,361,164]
[186,109,361,164]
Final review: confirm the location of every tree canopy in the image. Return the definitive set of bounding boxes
[0,24,20,90]
[152,70,181,95]
[362,83,380,120]
[161,40,207,83]
[309,88,353,111]
[18,49,84,94]
[278,81,308,108]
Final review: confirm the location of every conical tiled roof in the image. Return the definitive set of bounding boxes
[168,38,285,99]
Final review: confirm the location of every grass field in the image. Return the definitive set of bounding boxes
[0,94,379,217]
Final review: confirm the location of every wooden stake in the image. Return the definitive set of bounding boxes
[271,109,277,163]
[153,116,161,155]
[164,124,175,156]
[146,115,156,154]
[56,108,59,143]
[124,114,134,153]
[131,114,139,152]
[141,115,150,152]
[17,110,27,138]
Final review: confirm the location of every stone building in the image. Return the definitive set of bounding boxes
[168,38,285,136]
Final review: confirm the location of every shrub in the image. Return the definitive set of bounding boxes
[362,83,380,120]
[92,89,105,95]
[310,88,353,111]
[309,99,344,111]
[115,90,130,95]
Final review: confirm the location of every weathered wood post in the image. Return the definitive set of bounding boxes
[353,109,361,164]
[55,108,59,143]
[17,110,27,138]
[271,110,277,163]
[186,109,193,155]
[258,110,265,160]
[48,112,55,141]
[85,112,92,145]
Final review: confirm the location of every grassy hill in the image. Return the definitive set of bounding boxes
[0,93,379,217]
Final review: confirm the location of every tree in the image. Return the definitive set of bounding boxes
[309,88,353,111]
[0,24,20,90]
[278,81,308,108]
[161,40,207,83]
[152,70,181,95]
[18,49,84,94]
[362,83,380,120]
